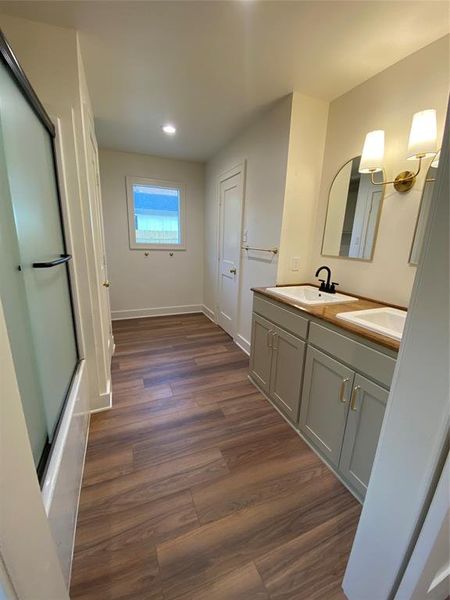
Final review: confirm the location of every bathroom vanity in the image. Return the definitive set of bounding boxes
[249,286,402,502]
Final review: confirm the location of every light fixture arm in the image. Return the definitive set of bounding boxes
[369,156,423,193]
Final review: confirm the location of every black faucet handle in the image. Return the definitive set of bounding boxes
[330,281,339,293]
[318,279,326,291]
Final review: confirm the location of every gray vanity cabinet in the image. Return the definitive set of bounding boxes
[299,347,354,467]
[249,314,273,393]
[269,326,305,421]
[249,293,395,503]
[339,374,388,498]
[299,345,389,499]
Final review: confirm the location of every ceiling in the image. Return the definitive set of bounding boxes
[0,1,448,161]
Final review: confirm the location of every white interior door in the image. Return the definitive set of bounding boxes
[217,166,244,337]
[85,111,113,401]
[89,127,113,356]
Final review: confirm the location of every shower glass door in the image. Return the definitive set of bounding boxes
[0,40,78,474]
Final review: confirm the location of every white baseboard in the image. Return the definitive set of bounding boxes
[235,334,250,355]
[202,305,216,323]
[90,381,112,413]
[111,304,203,320]
[200,307,249,354]
[91,394,112,414]
[68,395,90,584]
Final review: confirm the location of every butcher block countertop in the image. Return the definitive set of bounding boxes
[252,284,405,352]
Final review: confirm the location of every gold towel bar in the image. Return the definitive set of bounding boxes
[241,245,278,255]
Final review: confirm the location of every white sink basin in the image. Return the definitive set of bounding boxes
[266,285,357,306]
[337,307,407,341]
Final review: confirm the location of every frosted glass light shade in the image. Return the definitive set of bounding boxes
[359,130,384,173]
[407,109,437,159]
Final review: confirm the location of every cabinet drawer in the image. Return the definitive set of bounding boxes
[253,294,308,340]
[309,322,396,389]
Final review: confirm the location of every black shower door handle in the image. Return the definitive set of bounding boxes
[32,254,72,268]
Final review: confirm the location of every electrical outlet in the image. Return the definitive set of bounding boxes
[291,256,300,271]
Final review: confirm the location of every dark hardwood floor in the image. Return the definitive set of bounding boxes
[70,313,361,600]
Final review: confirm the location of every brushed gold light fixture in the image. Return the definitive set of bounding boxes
[359,109,437,193]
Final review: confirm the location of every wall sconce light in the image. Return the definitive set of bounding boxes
[359,109,437,193]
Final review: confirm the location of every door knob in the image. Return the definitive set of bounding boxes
[229,268,237,275]
[103,280,111,288]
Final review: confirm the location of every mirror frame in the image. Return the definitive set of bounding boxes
[321,156,386,262]
[408,150,440,266]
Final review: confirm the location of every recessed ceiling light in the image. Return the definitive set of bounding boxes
[162,124,176,135]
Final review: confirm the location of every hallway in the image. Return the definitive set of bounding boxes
[70,314,360,599]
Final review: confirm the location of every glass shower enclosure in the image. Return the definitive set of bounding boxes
[0,33,79,479]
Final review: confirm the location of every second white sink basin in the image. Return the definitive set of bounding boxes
[337,307,407,340]
[266,285,357,305]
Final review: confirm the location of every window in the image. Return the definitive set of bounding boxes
[126,176,185,250]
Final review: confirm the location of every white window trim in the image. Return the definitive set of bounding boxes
[126,175,186,251]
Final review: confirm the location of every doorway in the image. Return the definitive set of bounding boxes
[216,163,245,338]
[84,108,113,405]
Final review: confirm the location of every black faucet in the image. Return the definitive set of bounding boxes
[315,265,339,294]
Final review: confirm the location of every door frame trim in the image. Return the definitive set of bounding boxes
[215,161,246,340]
[81,101,112,407]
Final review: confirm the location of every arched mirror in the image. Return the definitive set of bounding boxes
[409,151,439,265]
[322,155,385,260]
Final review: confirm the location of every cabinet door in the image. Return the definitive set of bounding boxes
[299,347,354,467]
[249,314,273,393]
[339,374,388,499]
[269,326,305,422]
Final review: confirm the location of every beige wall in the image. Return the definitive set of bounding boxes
[308,36,449,306]
[277,92,329,285]
[99,149,205,319]
[204,95,292,350]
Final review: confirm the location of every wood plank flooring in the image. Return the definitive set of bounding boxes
[71,313,361,600]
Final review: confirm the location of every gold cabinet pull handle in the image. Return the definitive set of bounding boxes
[339,377,351,403]
[272,333,278,352]
[350,385,361,411]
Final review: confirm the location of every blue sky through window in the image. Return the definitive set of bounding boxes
[132,184,181,245]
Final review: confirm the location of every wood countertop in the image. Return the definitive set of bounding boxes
[252,284,404,352]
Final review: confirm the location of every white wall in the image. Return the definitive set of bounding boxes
[0,14,100,585]
[277,92,329,284]
[99,149,205,319]
[308,36,449,306]
[204,95,292,349]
